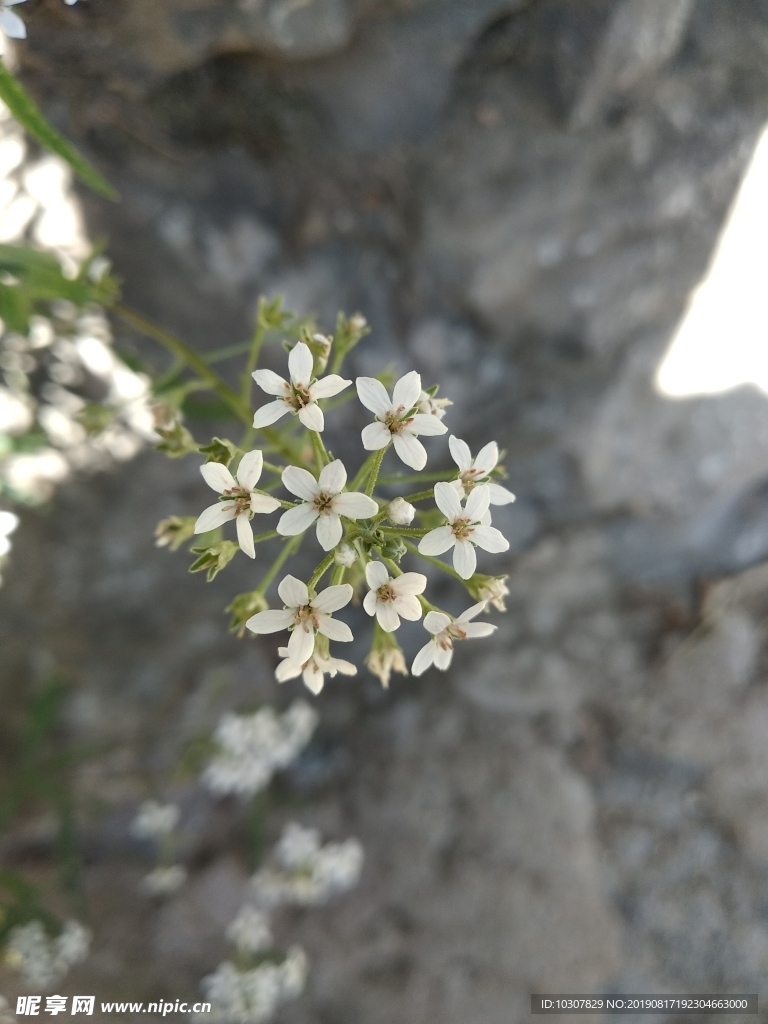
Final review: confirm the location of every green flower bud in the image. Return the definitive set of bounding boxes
[189,540,239,582]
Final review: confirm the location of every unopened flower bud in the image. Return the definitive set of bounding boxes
[334,542,357,568]
[154,515,197,551]
[387,497,415,526]
[379,537,407,561]
[227,589,269,637]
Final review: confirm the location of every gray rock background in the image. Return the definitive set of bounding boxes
[4,0,768,1019]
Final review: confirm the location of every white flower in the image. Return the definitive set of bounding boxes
[252,341,350,432]
[449,436,516,504]
[251,824,363,907]
[275,646,356,695]
[412,603,496,675]
[141,865,187,897]
[387,496,415,525]
[356,370,447,470]
[416,390,452,420]
[226,906,272,956]
[334,541,357,568]
[0,509,19,558]
[418,482,509,579]
[365,645,408,688]
[246,575,353,663]
[0,0,27,39]
[193,451,280,558]
[131,800,179,841]
[277,460,377,551]
[198,948,307,1024]
[202,701,318,799]
[478,575,509,611]
[362,560,426,632]
[5,920,91,990]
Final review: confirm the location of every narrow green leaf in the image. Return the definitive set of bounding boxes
[0,61,119,201]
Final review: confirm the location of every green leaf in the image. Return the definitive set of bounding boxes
[0,61,119,201]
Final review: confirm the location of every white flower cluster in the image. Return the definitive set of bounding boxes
[131,799,180,840]
[4,920,90,990]
[252,823,363,907]
[130,800,187,897]
[202,700,318,799]
[196,948,307,1024]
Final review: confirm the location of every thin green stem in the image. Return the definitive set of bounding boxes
[401,487,440,503]
[307,552,336,593]
[257,536,301,595]
[379,525,429,537]
[311,431,330,471]
[350,452,376,492]
[365,447,387,497]
[331,564,346,586]
[240,318,267,408]
[252,530,279,544]
[113,302,250,425]
[378,469,450,485]
[382,557,402,577]
[403,539,465,583]
[262,460,285,475]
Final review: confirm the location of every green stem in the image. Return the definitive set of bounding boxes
[252,530,279,544]
[311,431,330,471]
[113,302,250,425]
[240,318,267,408]
[379,525,429,537]
[401,487,440,503]
[331,564,346,586]
[378,469,450,485]
[403,539,465,583]
[257,536,301,595]
[350,452,376,492]
[382,557,402,577]
[307,552,337,593]
[365,447,388,497]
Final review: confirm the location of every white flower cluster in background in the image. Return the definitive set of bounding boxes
[202,700,318,798]
[252,822,363,907]
[130,800,187,897]
[4,920,90,990]
[196,948,308,1024]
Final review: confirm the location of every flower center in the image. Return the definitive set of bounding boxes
[451,517,475,541]
[436,632,455,652]
[293,604,319,631]
[222,486,252,517]
[376,583,397,603]
[459,468,483,492]
[286,382,313,411]
[313,491,335,514]
[383,407,413,436]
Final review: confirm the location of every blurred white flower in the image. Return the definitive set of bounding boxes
[0,509,19,558]
[362,560,425,632]
[226,906,272,956]
[193,451,280,559]
[141,865,187,897]
[416,390,452,420]
[448,436,515,504]
[197,947,307,1024]
[275,645,356,695]
[412,603,496,676]
[478,575,509,612]
[252,341,350,432]
[365,644,408,689]
[357,371,447,470]
[278,460,377,551]
[252,823,363,907]
[0,0,26,39]
[5,920,90,990]
[131,800,180,841]
[245,575,353,664]
[418,482,509,579]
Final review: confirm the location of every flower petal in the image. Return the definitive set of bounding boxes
[253,400,289,428]
[376,601,400,633]
[282,465,320,501]
[333,491,378,519]
[316,615,353,642]
[252,369,288,396]
[417,525,455,556]
[363,590,378,617]
[456,602,488,623]
[465,483,491,521]
[361,421,391,451]
[277,503,319,536]
[194,502,236,533]
[200,462,237,493]
[394,572,427,596]
[434,644,454,671]
[275,658,303,682]
[302,662,325,695]
[356,376,392,416]
[392,370,421,412]
[288,622,315,664]
[0,9,26,37]
[246,608,295,634]
[312,583,353,613]
[278,575,309,608]
[236,450,264,490]
[365,560,389,589]
[411,640,437,677]
[316,512,343,551]
[298,403,324,432]
[453,539,477,579]
[434,481,462,521]
[424,611,451,634]
[392,431,427,470]
[318,459,346,494]
[463,622,496,638]
[449,435,472,472]
[488,482,516,505]
[410,413,448,436]
[236,514,255,558]
[288,342,314,387]
[250,493,281,514]
[392,593,422,621]
[328,657,357,676]
[311,375,351,399]
[473,441,499,475]
[471,525,510,553]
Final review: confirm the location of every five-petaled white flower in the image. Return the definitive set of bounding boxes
[246,575,353,664]
[411,603,496,676]
[252,342,350,432]
[276,646,357,695]
[356,370,447,470]
[418,482,509,579]
[0,0,27,38]
[362,561,426,632]
[278,460,378,550]
[449,436,516,505]
[194,451,281,558]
